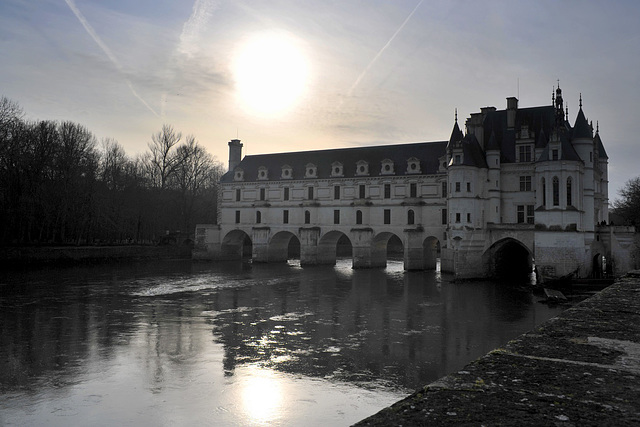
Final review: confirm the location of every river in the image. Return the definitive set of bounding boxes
[0,259,566,426]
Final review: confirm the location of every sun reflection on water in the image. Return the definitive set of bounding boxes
[241,365,284,425]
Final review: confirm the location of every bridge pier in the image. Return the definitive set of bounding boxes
[251,227,270,262]
[404,230,424,270]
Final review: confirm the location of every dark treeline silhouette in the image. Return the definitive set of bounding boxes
[0,96,224,246]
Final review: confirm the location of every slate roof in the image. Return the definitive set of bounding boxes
[572,108,592,139]
[595,132,609,159]
[221,141,448,183]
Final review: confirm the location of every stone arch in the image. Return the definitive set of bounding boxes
[423,236,441,271]
[371,232,404,268]
[222,229,252,259]
[268,231,300,262]
[483,238,533,282]
[318,230,353,265]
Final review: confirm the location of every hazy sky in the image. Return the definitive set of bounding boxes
[2,0,639,199]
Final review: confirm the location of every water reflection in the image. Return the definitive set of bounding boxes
[0,259,564,426]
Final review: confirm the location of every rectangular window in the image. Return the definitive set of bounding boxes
[334,185,340,200]
[455,182,461,192]
[552,149,559,161]
[308,186,314,200]
[283,210,289,224]
[410,183,417,198]
[334,209,340,224]
[235,210,240,224]
[467,213,471,223]
[455,213,461,223]
[517,205,535,224]
[519,176,532,191]
[283,187,289,201]
[441,208,447,225]
[517,205,525,223]
[466,182,471,192]
[384,209,391,224]
[441,181,447,197]
[384,184,391,199]
[359,184,366,199]
[518,145,532,162]
[235,189,241,201]
[454,155,461,164]
[260,188,265,201]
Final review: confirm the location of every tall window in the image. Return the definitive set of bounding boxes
[283,187,289,201]
[518,145,532,162]
[308,186,314,200]
[410,183,417,198]
[566,177,572,206]
[235,210,240,224]
[441,208,447,225]
[356,210,363,225]
[256,211,261,224]
[520,176,532,191]
[283,210,289,224]
[467,213,471,223]
[407,209,415,225]
[455,213,461,223]
[260,188,265,201]
[441,181,447,197]
[384,184,391,199]
[552,177,560,206]
[466,182,471,192]
[359,184,366,199]
[333,210,340,224]
[541,178,546,206]
[334,185,340,200]
[235,189,241,201]
[304,210,310,224]
[552,149,559,161]
[455,182,461,192]
[384,209,391,224]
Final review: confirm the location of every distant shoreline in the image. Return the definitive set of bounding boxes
[0,245,191,268]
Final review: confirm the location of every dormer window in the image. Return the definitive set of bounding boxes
[380,159,395,175]
[257,166,268,180]
[234,168,244,181]
[331,161,343,177]
[517,144,532,162]
[406,157,421,174]
[305,163,317,178]
[281,164,293,179]
[355,160,369,176]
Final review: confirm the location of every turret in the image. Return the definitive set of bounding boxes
[572,95,595,231]
[507,97,518,129]
[228,139,243,172]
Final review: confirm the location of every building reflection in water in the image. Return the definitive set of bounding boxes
[0,259,563,425]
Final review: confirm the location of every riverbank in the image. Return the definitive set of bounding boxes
[356,271,640,426]
[0,245,191,268]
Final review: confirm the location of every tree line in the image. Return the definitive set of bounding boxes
[0,96,224,246]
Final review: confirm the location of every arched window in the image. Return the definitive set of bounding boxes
[356,210,363,225]
[304,210,311,224]
[541,178,546,206]
[566,177,572,206]
[256,211,261,224]
[552,176,560,206]
[407,209,415,225]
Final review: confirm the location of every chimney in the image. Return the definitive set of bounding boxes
[507,97,518,128]
[228,139,243,172]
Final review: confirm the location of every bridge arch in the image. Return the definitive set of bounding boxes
[483,238,533,282]
[317,230,353,265]
[222,229,252,259]
[268,231,300,262]
[370,231,404,268]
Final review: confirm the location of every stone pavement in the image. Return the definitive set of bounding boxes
[355,272,640,426]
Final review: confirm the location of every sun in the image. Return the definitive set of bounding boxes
[233,31,309,116]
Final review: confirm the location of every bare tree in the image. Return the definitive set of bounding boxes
[148,124,183,189]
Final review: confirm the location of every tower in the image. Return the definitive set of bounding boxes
[228,139,243,172]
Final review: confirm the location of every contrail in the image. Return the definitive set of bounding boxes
[64,0,160,117]
[178,0,218,59]
[347,0,424,97]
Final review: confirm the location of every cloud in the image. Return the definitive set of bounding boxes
[178,0,219,59]
[63,0,159,118]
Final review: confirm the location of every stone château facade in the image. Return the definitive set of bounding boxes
[195,86,635,280]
